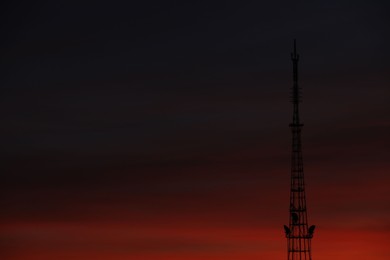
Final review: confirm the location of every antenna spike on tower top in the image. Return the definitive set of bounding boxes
[294,39,296,55]
[292,39,299,60]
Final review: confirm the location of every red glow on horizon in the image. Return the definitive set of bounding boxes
[1,220,389,260]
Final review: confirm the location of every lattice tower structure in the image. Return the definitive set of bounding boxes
[283,40,316,260]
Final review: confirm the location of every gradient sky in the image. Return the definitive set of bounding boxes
[1,1,389,259]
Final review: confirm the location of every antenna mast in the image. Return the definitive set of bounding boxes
[284,40,315,260]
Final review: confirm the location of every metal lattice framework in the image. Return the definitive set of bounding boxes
[283,40,315,260]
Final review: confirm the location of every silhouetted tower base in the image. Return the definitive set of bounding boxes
[283,40,315,260]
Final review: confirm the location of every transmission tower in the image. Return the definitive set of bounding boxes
[283,40,315,260]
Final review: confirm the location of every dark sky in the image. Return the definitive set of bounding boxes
[1,1,389,260]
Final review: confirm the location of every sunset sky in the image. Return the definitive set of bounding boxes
[1,1,389,259]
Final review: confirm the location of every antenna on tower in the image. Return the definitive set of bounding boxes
[291,39,299,60]
[290,39,302,125]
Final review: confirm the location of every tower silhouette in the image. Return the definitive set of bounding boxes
[283,40,315,260]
